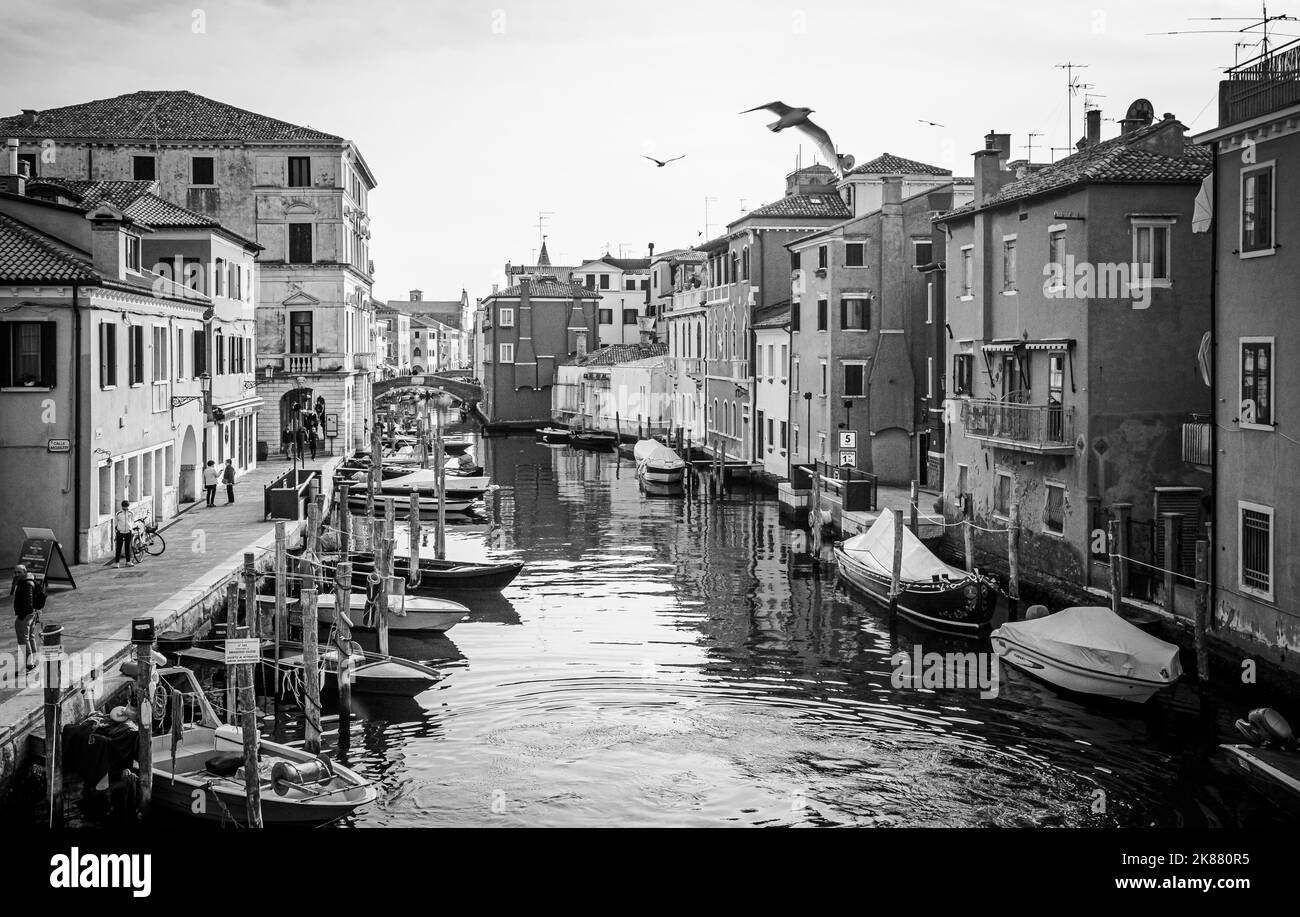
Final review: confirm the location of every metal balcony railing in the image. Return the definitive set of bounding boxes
[961,399,1075,452]
[1182,420,1212,466]
[1222,37,1300,122]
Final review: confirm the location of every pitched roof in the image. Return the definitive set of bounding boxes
[0,90,343,143]
[752,300,792,329]
[939,120,1211,220]
[742,192,851,219]
[846,152,952,177]
[0,213,97,283]
[575,343,668,366]
[485,280,601,301]
[27,178,260,246]
[599,256,651,271]
[537,238,551,266]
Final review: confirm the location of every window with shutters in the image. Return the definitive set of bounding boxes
[288,156,311,188]
[623,309,637,325]
[598,309,613,324]
[192,329,206,378]
[214,330,224,375]
[499,343,515,363]
[1239,501,1274,601]
[1002,237,1017,292]
[1,321,57,389]
[1044,482,1066,534]
[843,361,866,397]
[151,326,168,382]
[952,353,973,396]
[1241,163,1275,255]
[960,246,974,297]
[816,298,828,331]
[817,245,828,270]
[1240,337,1274,429]
[994,472,1013,519]
[100,322,117,388]
[498,308,514,327]
[841,297,869,331]
[845,242,865,267]
[791,301,801,332]
[176,329,185,380]
[288,223,313,264]
[127,325,144,386]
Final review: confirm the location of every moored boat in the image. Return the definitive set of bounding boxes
[633,439,686,484]
[571,429,618,450]
[274,643,442,696]
[149,666,376,825]
[324,553,524,592]
[833,509,998,634]
[313,590,468,633]
[990,606,1183,702]
[536,426,571,444]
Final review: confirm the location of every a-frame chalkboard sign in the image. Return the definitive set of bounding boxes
[16,526,76,588]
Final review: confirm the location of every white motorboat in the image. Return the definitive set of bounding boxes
[314,590,468,633]
[148,666,375,825]
[634,439,686,484]
[991,606,1183,702]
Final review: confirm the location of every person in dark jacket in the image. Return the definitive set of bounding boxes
[11,564,37,670]
[222,459,236,504]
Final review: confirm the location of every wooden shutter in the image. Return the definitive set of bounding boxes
[1154,488,1203,575]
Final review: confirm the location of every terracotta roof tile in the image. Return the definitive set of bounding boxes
[575,343,668,366]
[0,90,342,143]
[744,192,851,219]
[846,152,952,177]
[486,280,602,300]
[0,213,97,282]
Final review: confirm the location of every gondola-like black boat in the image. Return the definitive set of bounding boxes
[323,553,524,592]
[571,430,618,450]
[536,426,571,444]
[833,509,998,635]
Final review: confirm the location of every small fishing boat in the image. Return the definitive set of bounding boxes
[325,553,524,592]
[149,666,376,825]
[1221,708,1300,817]
[634,439,686,484]
[442,434,474,456]
[571,429,618,450]
[275,643,442,696]
[833,509,998,634]
[991,606,1183,702]
[537,426,571,445]
[346,487,477,516]
[313,590,468,633]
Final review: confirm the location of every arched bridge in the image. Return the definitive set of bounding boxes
[372,373,482,407]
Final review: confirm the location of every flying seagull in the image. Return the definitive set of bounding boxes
[918,118,945,128]
[740,101,852,178]
[642,154,686,167]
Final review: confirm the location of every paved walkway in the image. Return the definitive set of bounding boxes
[0,453,338,712]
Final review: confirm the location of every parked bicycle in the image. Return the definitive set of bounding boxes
[131,517,166,562]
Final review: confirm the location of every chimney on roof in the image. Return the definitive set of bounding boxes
[973,132,1010,207]
[1083,108,1102,148]
[21,110,36,129]
[1,139,24,196]
[410,289,422,302]
[648,242,655,260]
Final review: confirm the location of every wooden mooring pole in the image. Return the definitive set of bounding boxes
[378,500,394,657]
[1194,540,1210,683]
[409,493,423,587]
[301,588,321,754]
[910,480,919,534]
[963,519,975,573]
[888,509,904,618]
[273,522,287,694]
[224,580,239,725]
[334,560,354,737]
[41,623,64,827]
[234,624,263,828]
[1108,519,1122,616]
[1162,512,1182,616]
[243,551,258,639]
[131,617,155,818]
[1007,503,1021,620]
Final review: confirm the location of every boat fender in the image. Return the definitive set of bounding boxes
[1235,718,1268,746]
[1025,605,1050,621]
[271,759,332,795]
[1248,707,1295,747]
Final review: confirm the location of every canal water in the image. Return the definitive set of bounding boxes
[308,436,1287,827]
[14,434,1291,827]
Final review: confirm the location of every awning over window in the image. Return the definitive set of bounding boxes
[982,339,1075,353]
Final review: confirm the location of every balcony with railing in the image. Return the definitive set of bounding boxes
[961,399,1075,453]
[1182,415,1211,467]
[666,357,705,375]
[708,359,750,380]
[1222,37,1300,124]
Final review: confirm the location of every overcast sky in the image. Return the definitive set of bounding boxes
[1,0,1283,302]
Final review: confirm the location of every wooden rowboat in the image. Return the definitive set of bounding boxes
[273,642,443,697]
[313,591,468,633]
[149,667,375,825]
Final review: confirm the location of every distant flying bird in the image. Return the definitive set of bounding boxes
[642,154,685,167]
[918,118,945,128]
[740,101,852,177]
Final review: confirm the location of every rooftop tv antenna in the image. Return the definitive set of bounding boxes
[1054,62,1090,156]
[536,211,554,253]
[1147,3,1300,69]
[1022,132,1043,162]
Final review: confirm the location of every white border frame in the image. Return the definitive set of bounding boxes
[1239,160,1277,259]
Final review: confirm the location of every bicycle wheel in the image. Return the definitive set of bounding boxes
[144,531,166,556]
[130,533,145,563]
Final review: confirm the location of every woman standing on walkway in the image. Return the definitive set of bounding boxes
[11,564,37,670]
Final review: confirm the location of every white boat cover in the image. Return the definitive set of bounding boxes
[634,439,685,469]
[995,606,1182,683]
[839,509,963,582]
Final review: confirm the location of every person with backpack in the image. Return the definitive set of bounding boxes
[11,564,39,670]
[222,459,236,504]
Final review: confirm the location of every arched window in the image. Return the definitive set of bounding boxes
[742,247,750,281]
[730,252,738,283]
[413,346,422,358]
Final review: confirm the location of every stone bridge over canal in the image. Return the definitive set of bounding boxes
[372,373,482,407]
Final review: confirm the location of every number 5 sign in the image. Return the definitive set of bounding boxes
[839,431,857,449]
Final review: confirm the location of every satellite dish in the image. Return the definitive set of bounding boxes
[1125,99,1155,128]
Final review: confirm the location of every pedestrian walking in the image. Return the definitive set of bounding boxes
[308,427,318,460]
[222,459,236,504]
[113,500,135,567]
[202,460,219,507]
[11,564,39,671]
